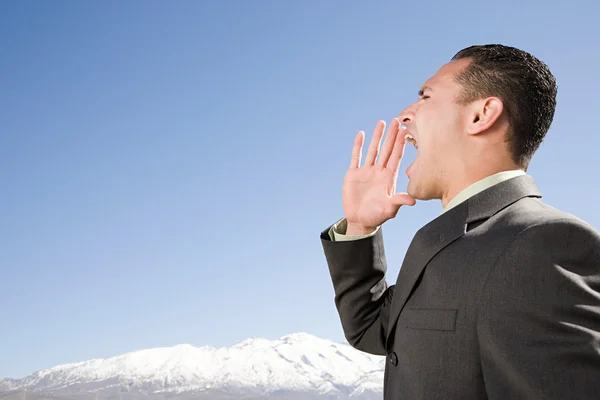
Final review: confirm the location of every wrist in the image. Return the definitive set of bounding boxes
[346,222,378,236]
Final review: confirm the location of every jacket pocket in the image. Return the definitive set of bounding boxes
[402,308,457,331]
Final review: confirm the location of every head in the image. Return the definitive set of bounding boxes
[399,44,557,204]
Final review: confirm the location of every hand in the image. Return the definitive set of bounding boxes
[342,118,416,234]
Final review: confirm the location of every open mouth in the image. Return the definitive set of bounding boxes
[405,133,418,149]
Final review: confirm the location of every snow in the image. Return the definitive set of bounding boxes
[6,332,385,396]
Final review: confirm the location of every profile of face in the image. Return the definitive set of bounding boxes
[399,58,476,201]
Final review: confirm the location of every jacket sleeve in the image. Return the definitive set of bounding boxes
[320,223,393,356]
[477,218,600,399]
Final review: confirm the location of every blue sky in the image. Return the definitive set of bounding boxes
[1,0,599,378]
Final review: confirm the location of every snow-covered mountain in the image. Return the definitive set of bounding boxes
[0,379,17,392]
[0,333,385,399]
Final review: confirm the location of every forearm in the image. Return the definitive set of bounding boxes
[321,224,391,355]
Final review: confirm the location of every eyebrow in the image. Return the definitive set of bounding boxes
[418,86,433,96]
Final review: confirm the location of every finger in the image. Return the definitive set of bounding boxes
[385,193,417,219]
[387,125,408,174]
[349,130,365,168]
[377,118,400,167]
[363,120,385,166]
[391,192,416,207]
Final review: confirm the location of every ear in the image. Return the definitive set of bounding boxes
[466,97,504,135]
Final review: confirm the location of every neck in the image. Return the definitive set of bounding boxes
[440,161,522,209]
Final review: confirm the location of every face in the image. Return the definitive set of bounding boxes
[399,58,472,201]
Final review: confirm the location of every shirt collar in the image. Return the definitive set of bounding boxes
[442,170,526,213]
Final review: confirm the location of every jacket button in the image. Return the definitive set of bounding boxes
[389,352,398,366]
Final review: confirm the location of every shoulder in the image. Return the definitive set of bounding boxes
[505,200,600,258]
[489,196,600,250]
[480,199,600,306]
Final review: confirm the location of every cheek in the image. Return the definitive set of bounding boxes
[415,102,462,152]
[418,110,460,157]
[432,106,462,140]
[417,101,445,128]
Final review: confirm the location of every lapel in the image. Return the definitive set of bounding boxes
[385,175,542,347]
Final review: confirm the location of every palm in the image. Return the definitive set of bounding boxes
[343,167,398,228]
[342,119,415,230]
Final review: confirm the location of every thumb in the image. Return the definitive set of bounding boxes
[391,192,416,207]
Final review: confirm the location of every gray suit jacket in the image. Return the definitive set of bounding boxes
[320,175,600,399]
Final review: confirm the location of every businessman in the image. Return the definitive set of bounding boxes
[320,44,600,399]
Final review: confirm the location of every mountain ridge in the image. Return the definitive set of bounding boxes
[1,332,384,399]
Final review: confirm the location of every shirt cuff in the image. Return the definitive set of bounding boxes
[328,218,380,241]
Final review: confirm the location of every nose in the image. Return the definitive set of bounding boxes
[398,103,417,127]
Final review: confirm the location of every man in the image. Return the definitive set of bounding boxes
[320,44,600,399]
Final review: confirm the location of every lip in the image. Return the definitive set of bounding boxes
[399,123,416,140]
[403,130,418,149]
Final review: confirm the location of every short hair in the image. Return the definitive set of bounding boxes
[451,44,557,169]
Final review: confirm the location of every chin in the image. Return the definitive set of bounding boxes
[406,181,421,200]
[407,179,432,201]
